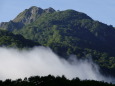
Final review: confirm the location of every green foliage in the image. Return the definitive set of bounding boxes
[0,75,114,86]
[0,30,40,48]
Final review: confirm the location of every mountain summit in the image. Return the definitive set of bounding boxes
[13,6,44,24]
[0,6,55,31]
[13,6,55,24]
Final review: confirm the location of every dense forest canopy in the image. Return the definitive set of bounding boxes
[0,75,114,86]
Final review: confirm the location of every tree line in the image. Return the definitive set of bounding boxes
[0,75,114,86]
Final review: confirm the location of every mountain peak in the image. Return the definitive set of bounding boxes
[44,7,55,13]
[0,6,56,31]
[13,6,56,25]
[13,6,44,24]
[30,6,39,9]
[29,6,43,14]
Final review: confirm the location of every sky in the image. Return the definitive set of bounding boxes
[0,0,115,26]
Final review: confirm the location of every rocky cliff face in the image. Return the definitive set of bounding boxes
[13,6,43,24]
[0,22,8,29]
[0,21,24,31]
[13,6,55,24]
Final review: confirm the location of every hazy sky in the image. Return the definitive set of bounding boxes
[0,0,115,26]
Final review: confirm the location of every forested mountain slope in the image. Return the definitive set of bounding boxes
[0,29,40,48]
[0,6,115,76]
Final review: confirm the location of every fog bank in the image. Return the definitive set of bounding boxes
[0,46,113,82]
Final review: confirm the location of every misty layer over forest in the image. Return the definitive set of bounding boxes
[0,46,113,83]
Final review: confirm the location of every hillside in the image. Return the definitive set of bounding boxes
[0,29,40,48]
[0,6,115,76]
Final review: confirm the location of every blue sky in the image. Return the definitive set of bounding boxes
[0,0,115,26]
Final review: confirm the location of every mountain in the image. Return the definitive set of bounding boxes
[13,6,55,24]
[0,29,40,48]
[0,6,115,76]
[0,6,55,31]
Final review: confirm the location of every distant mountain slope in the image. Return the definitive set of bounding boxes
[0,29,40,48]
[0,6,115,76]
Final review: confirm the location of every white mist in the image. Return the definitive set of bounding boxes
[0,46,113,82]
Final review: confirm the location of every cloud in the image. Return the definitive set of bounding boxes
[0,46,113,82]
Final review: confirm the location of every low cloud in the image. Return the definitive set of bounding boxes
[0,46,113,82]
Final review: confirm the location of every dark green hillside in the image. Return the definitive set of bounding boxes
[0,6,115,76]
[0,29,40,48]
[12,9,115,55]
